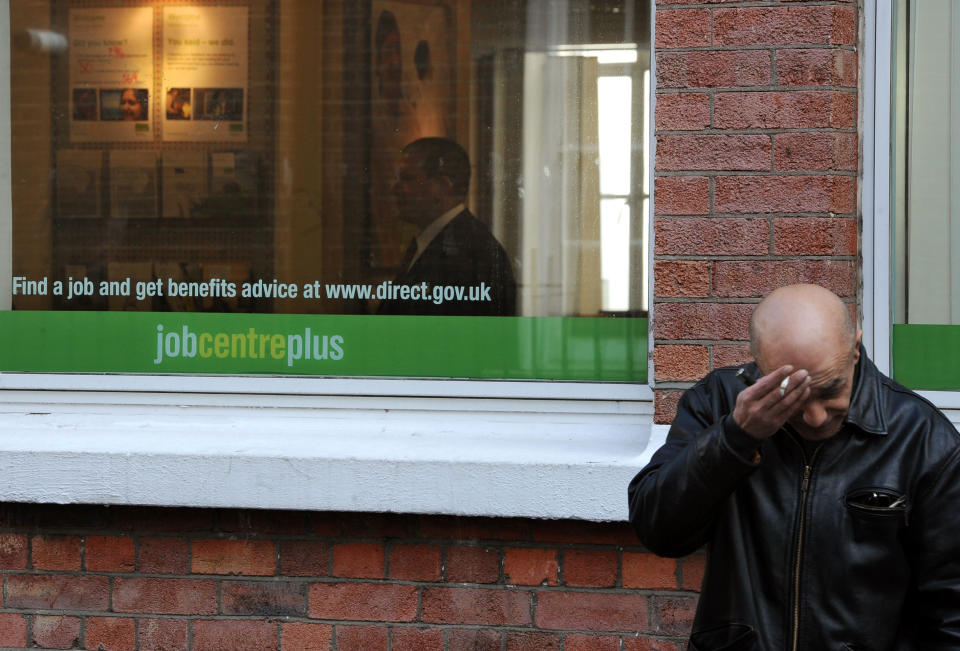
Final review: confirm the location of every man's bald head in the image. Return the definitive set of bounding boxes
[750,284,856,370]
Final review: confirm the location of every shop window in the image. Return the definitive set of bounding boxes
[2,0,650,383]
[891,0,960,389]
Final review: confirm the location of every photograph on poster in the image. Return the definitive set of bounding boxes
[100,88,149,121]
[166,88,192,120]
[193,88,243,122]
[72,88,97,121]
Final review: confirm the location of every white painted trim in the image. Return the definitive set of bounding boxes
[0,1,661,519]
[0,379,656,519]
[647,0,657,386]
[917,390,960,411]
[941,409,960,426]
[864,0,893,375]
[0,396,656,521]
[0,389,653,416]
[0,373,653,402]
[869,0,960,411]
[649,423,669,452]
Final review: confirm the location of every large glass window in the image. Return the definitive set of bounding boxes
[3,0,649,382]
[891,0,960,389]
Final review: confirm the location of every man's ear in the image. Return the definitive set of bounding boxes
[853,329,863,362]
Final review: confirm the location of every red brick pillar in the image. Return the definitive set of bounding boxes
[652,1,859,422]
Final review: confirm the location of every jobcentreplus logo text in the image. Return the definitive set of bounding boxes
[154,324,344,367]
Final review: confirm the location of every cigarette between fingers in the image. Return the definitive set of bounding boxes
[779,377,789,397]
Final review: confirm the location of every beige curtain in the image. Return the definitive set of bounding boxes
[520,52,600,317]
[899,0,960,323]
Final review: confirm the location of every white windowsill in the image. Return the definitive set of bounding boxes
[0,373,650,401]
[0,384,660,521]
[916,391,960,425]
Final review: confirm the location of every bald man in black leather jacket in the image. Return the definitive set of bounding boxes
[629,285,960,651]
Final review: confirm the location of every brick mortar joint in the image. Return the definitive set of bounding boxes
[656,342,749,348]
[655,170,858,176]
[653,293,853,303]
[655,84,856,94]
[656,214,849,222]
[3,611,702,628]
[2,576,664,592]
[657,171,858,178]
[654,45,857,54]
[655,88,859,97]
[655,256,858,262]
[3,531,639,545]
[654,128,859,136]
[656,1,855,7]
[656,128,859,135]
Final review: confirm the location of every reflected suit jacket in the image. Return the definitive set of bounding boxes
[377,210,517,317]
[628,349,960,651]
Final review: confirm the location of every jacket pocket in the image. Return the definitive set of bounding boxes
[844,487,909,525]
[689,623,758,651]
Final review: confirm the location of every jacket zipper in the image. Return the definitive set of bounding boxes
[791,445,819,651]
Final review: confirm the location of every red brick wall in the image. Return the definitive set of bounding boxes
[0,505,701,650]
[653,0,860,423]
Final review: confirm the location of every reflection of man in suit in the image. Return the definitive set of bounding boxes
[377,138,517,316]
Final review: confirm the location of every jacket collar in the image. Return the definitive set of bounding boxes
[410,204,465,270]
[843,345,889,436]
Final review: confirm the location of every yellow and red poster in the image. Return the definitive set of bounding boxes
[69,7,154,142]
[162,6,249,142]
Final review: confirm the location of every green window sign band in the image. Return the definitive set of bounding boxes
[0,312,647,382]
[892,324,960,390]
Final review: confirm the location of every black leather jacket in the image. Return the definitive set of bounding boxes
[628,349,960,651]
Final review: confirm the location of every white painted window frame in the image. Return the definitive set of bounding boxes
[864,0,960,422]
[0,0,662,521]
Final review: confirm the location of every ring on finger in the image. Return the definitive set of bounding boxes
[779,377,789,397]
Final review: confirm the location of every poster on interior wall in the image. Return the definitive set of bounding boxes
[68,7,154,142]
[369,0,456,271]
[162,6,249,142]
[109,150,157,219]
[55,149,102,218]
[207,151,259,218]
[161,151,206,218]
